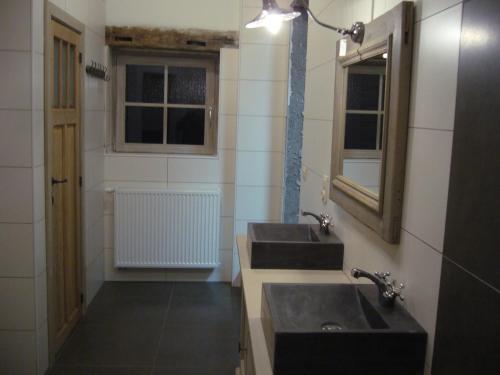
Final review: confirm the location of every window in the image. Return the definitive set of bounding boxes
[343,64,386,159]
[115,52,218,155]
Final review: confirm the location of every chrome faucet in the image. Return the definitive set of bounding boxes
[301,211,332,235]
[351,268,405,308]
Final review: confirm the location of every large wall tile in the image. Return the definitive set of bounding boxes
[302,119,333,176]
[409,5,462,131]
[239,44,289,81]
[0,51,31,110]
[167,150,235,183]
[0,223,34,277]
[0,0,31,51]
[219,80,239,115]
[33,165,45,223]
[0,110,32,167]
[0,330,36,375]
[0,167,33,223]
[218,115,237,150]
[104,154,167,182]
[85,251,104,305]
[237,116,285,152]
[0,278,35,330]
[84,147,104,189]
[238,80,288,116]
[235,186,282,221]
[84,110,106,151]
[32,110,44,167]
[34,219,46,277]
[220,48,239,80]
[303,61,335,121]
[402,128,453,251]
[236,151,283,187]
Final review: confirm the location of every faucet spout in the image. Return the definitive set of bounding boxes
[301,211,332,235]
[351,268,404,308]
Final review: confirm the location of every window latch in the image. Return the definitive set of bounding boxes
[208,106,213,128]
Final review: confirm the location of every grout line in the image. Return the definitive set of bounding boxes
[443,255,500,295]
[150,285,175,374]
[416,1,463,24]
[401,229,444,256]
[409,126,454,133]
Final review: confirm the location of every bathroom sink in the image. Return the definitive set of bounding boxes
[247,223,343,270]
[261,283,427,375]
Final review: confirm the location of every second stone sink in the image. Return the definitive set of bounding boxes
[247,223,344,270]
[261,283,427,375]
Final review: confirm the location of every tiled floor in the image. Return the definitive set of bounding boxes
[49,282,242,375]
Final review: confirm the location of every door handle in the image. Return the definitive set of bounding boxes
[52,177,68,185]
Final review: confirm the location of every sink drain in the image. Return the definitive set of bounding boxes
[321,322,343,331]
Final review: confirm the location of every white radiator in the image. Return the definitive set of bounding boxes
[114,189,220,268]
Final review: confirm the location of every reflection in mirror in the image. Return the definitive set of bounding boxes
[341,53,387,197]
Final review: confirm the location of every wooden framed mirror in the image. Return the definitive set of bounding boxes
[330,2,414,243]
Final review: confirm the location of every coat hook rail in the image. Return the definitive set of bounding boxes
[85,60,110,81]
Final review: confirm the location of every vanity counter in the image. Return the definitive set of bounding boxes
[236,235,351,375]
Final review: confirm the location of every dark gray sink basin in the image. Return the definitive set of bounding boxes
[261,283,427,375]
[247,223,343,270]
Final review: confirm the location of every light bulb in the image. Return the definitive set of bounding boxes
[265,14,283,34]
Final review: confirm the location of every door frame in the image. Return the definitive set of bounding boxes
[44,1,86,363]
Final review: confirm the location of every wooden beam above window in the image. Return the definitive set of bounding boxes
[106,26,238,52]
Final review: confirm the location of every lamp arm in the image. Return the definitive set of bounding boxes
[291,0,365,43]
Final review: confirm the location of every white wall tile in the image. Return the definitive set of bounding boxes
[85,78,106,112]
[84,147,104,189]
[220,217,234,250]
[36,322,49,375]
[238,80,288,116]
[0,278,35,330]
[235,186,282,221]
[0,224,34,277]
[33,165,45,222]
[0,330,36,375]
[86,0,106,37]
[84,185,104,232]
[415,0,462,21]
[104,248,166,281]
[237,116,285,152]
[239,44,290,81]
[410,4,462,131]
[32,110,44,167]
[167,150,235,183]
[85,251,104,305]
[34,219,46,276]
[218,115,237,150]
[85,216,104,267]
[0,0,31,51]
[236,151,283,187]
[104,180,168,190]
[35,272,47,328]
[220,48,240,80]
[0,110,32,167]
[304,61,335,121]
[49,0,67,10]
[32,52,44,111]
[302,119,333,176]
[0,167,33,223]
[84,110,106,151]
[32,0,44,54]
[103,214,114,250]
[0,51,31,110]
[66,0,89,26]
[104,154,167,182]
[402,128,453,251]
[219,80,239,115]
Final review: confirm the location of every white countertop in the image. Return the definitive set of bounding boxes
[237,235,352,375]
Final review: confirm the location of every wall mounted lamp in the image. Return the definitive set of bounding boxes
[245,0,365,44]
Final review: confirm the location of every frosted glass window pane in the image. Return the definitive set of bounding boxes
[61,42,67,108]
[69,45,75,108]
[167,67,206,105]
[167,108,205,145]
[53,38,60,108]
[126,65,164,103]
[125,106,164,144]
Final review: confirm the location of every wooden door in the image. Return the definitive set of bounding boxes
[48,19,83,353]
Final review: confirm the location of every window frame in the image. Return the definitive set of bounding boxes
[114,51,219,155]
[343,64,386,160]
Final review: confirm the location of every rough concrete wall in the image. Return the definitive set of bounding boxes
[283,10,308,223]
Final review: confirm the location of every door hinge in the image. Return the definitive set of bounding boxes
[79,52,83,64]
[79,176,83,187]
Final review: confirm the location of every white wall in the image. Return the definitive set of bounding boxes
[0,0,46,373]
[105,0,240,31]
[231,0,291,280]
[300,0,462,373]
[49,0,107,305]
[102,0,242,283]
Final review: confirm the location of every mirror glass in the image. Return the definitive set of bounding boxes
[341,53,387,197]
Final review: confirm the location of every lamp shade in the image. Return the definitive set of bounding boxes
[245,0,301,33]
